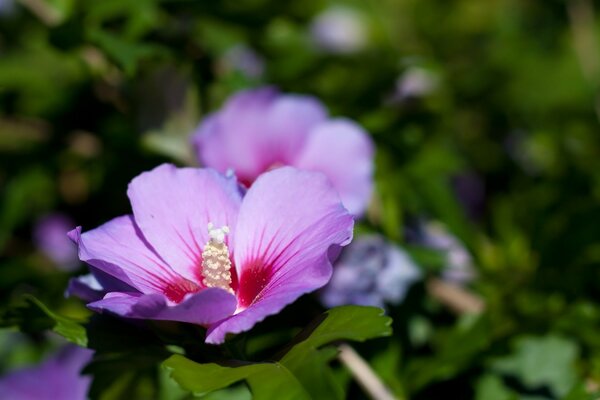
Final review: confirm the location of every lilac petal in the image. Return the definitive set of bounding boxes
[88,288,237,325]
[69,216,182,295]
[66,274,105,302]
[206,167,354,344]
[127,164,242,283]
[263,94,328,164]
[0,345,92,400]
[193,88,279,181]
[193,88,327,184]
[294,118,374,216]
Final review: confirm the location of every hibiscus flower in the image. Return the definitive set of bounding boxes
[192,87,374,216]
[69,164,353,344]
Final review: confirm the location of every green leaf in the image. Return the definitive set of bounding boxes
[201,385,252,400]
[0,295,87,346]
[285,305,393,351]
[280,346,343,400]
[85,350,166,400]
[491,334,579,397]
[563,382,600,400]
[278,306,392,399]
[405,314,492,391]
[474,374,518,400]
[87,29,165,75]
[164,306,392,399]
[163,356,311,400]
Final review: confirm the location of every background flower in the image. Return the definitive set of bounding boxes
[419,222,475,285]
[321,235,421,309]
[192,87,374,216]
[309,6,368,54]
[0,345,92,400]
[33,213,79,271]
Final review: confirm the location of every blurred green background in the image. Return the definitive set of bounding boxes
[2,0,600,399]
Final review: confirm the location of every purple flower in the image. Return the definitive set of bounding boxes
[309,6,368,54]
[33,213,79,271]
[420,222,475,285]
[192,87,374,217]
[392,67,439,102]
[0,345,92,400]
[218,45,265,79]
[69,164,353,344]
[321,235,421,309]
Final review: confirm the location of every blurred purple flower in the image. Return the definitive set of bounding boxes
[392,67,438,102]
[310,6,367,54]
[321,235,421,309]
[452,172,485,221]
[192,87,374,216]
[34,214,79,271]
[0,345,92,400]
[219,45,265,79]
[0,0,14,16]
[420,222,475,285]
[69,164,353,344]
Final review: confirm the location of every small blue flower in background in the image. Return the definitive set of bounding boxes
[309,6,367,54]
[420,222,475,285]
[0,0,14,16]
[392,67,439,102]
[321,235,422,309]
[219,45,265,79]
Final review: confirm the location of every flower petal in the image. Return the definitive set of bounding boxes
[193,88,278,181]
[88,288,237,325]
[263,93,328,165]
[206,167,354,343]
[0,345,92,400]
[193,88,327,184]
[127,164,242,283]
[65,274,105,302]
[294,118,374,216]
[69,216,181,295]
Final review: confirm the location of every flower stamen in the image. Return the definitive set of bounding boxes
[201,222,233,293]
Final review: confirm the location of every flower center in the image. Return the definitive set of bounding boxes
[201,222,233,293]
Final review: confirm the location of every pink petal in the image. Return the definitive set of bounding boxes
[69,216,183,295]
[263,93,328,165]
[193,88,278,182]
[193,88,327,185]
[206,167,354,344]
[88,288,237,325]
[127,164,242,284]
[0,345,92,400]
[294,118,374,216]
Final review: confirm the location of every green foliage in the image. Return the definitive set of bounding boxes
[165,306,391,398]
[491,335,579,397]
[0,295,87,347]
[2,0,600,398]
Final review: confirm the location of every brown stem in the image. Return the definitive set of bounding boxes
[338,344,399,400]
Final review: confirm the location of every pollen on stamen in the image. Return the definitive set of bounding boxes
[201,222,234,294]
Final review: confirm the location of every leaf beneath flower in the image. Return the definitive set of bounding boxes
[164,305,392,399]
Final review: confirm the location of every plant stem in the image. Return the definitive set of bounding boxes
[338,344,399,400]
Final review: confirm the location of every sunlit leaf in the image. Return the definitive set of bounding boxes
[0,295,87,346]
[491,335,579,397]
